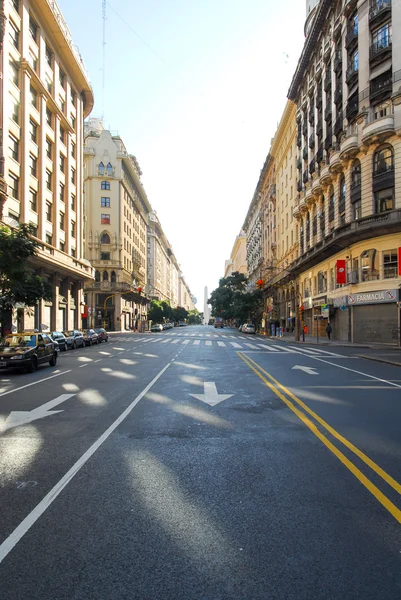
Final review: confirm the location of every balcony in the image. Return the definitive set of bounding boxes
[309,158,315,175]
[369,0,392,26]
[362,114,394,145]
[372,164,394,193]
[297,133,302,148]
[309,134,315,149]
[316,95,323,110]
[334,51,342,73]
[324,72,332,92]
[370,36,392,65]
[345,26,358,50]
[346,63,358,86]
[316,144,324,163]
[350,179,361,203]
[346,98,358,122]
[339,133,358,159]
[334,112,344,137]
[370,70,392,102]
[334,87,343,106]
[324,105,332,121]
[324,133,333,151]
[297,180,303,193]
[317,118,323,136]
[344,0,358,17]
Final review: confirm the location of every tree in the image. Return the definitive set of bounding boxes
[172,306,188,323]
[0,224,53,336]
[147,300,164,323]
[208,272,263,325]
[187,309,203,325]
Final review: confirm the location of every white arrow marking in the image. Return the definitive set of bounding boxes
[1,394,75,432]
[189,382,233,406]
[292,365,319,375]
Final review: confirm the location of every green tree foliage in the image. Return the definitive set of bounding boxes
[148,300,189,325]
[147,300,165,323]
[0,224,53,335]
[208,271,263,324]
[172,306,188,323]
[187,309,203,324]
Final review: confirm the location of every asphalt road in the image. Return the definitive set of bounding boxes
[0,326,401,599]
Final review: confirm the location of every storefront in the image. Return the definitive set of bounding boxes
[349,289,400,344]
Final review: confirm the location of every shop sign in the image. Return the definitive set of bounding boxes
[321,304,329,318]
[348,289,398,306]
[312,295,327,307]
[331,296,347,308]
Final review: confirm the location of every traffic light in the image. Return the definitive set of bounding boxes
[256,279,264,290]
[137,287,142,295]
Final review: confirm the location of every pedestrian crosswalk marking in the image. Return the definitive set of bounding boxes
[230,342,242,348]
[171,339,179,344]
[193,340,200,345]
[217,341,226,347]
[182,340,190,344]
[206,341,212,346]
[259,344,279,351]
[244,343,260,349]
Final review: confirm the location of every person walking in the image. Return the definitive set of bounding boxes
[325,322,332,340]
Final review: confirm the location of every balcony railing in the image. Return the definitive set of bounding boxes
[303,170,309,184]
[324,134,333,151]
[346,63,358,84]
[334,51,342,72]
[324,73,332,91]
[345,26,358,48]
[370,70,392,100]
[297,157,302,170]
[369,0,392,23]
[334,112,344,136]
[370,36,392,60]
[334,87,343,105]
[324,105,332,121]
[303,147,308,160]
[309,159,315,175]
[346,99,358,121]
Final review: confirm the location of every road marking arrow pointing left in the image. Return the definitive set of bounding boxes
[190,382,233,406]
[1,394,75,432]
[292,365,319,375]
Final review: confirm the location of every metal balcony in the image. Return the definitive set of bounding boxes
[345,26,358,49]
[346,99,358,122]
[369,0,391,25]
[324,72,332,92]
[370,36,392,64]
[346,63,358,85]
[334,87,343,105]
[370,70,392,102]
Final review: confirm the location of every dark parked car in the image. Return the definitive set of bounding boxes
[63,330,85,349]
[82,329,99,346]
[51,331,68,351]
[95,328,108,343]
[0,332,58,373]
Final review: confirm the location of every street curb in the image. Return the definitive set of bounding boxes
[255,335,400,351]
[357,355,401,368]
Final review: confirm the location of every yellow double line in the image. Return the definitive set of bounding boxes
[238,352,401,524]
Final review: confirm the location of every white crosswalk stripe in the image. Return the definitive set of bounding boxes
[217,341,226,347]
[171,339,179,344]
[206,341,212,346]
[182,340,190,344]
[244,343,259,349]
[230,342,242,348]
[258,344,279,351]
[193,340,200,345]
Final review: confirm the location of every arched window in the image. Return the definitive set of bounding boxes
[103,271,109,281]
[95,270,100,282]
[351,159,361,189]
[101,181,110,190]
[100,232,110,244]
[373,145,393,175]
[98,161,104,175]
[106,162,113,175]
[111,271,116,283]
[339,173,346,223]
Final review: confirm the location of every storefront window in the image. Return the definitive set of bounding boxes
[383,250,398,279]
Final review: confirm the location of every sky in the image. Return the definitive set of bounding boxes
[58,0,306,308]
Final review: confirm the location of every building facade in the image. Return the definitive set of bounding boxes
[147,211,174,303]
[0,0,94,332]
[224,231,247,278]
[83,120,149,331]
[288,0,401,343]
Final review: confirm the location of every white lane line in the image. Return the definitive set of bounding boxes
[171,339,179,344]
[244,343,259,349]
[118,351,124,355]
[217,341,226,347]
[308,356,401,389]
[193,340,200,346]
[0,362,171,565]
[277,346,299,353]
[79,364,88,368]
[309,348,345,356]
[94,359,102,363]
[0,370,72,399]
[206,341,212,346]
[230,342,242,349]
[213,335,218,338]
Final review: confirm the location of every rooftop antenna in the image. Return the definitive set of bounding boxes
[101,0,106,121]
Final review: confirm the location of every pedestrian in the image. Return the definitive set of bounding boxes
[326,322,332,340]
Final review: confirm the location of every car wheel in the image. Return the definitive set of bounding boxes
[26,357,38,373]
[49,353,57,367]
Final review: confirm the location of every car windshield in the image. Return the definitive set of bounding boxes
[4,335,36,348]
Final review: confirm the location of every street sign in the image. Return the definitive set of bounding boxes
[340,305,346,311]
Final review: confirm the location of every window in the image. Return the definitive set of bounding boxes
[29,119,37,143]
[373,145,393,175]
[46,107,52,127]
[351,159,361,188]
[71,90,76,106]
[8,172,19,199]
[71,194,76,211]
[46,233,53,246]
[46,138,52,159]
[9,21,19,49]
[46,169,52,190]
[71,142,76,158]
[8,134,19,161]
[30,224,38,237]
[353,199,361,220]
[9,59,19,87]
[45,76,52,94]
[11,97,19,124]
[45,45,53,67]
[95,270,100,282]
[101,214,110,225]
[59,96,65,114]
[318,271,327,294]
[29,16,38,43]
[100,252,110,260]
[374,102,391,120]
[372,23,392,51]
[8,209,19,223]
[28,50,37,71]
[101,181,110,190]
[360,249,379,282]
[339,173,346,223]
[29,188,37,212]
[71,167,76,184]
[383,250,398,279]
[329,189,335,223]
[101,232,111,244]
[98,161,104,174]
[60,153,65,173]
[111,271,116,283]
[71,221,76,238]
[351,12,358,35]
[350,49,358,71]
[102,271,109,281]
[70,114,75,129]
[59,212,65,231]
[375,188,394,213]
[59,241,65,252]
[71,248,76,258]
[46,202,52,222]
[60,126,65,144]
[29,153,37,177]
[59,69,65,88]
[106,162,113,175]
[59,183,65,203]
[30,85,37,109]
[11,0,19,13]
[101,197,110,207]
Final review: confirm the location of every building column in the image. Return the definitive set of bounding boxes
[51,273,61,332]
[332,173,341,229]
[316,195,323,243]
[64,277,72,330]
[343,160,352,223]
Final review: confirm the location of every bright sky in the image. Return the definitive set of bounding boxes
[59,0,305,308]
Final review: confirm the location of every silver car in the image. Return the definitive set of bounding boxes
[242,323,256,334]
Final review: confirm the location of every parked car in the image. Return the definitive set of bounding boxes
[51,331,68,351]
[82,329,99,346]
[242,323,256,334]
[63,330,85,350]
[151,324,163,332]
[163,322,173,330]
[0,332,58,373]
[95,328,109,343]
